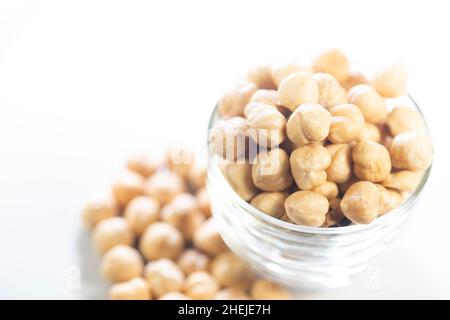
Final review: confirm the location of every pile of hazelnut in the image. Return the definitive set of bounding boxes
[211,49,433,227]
[82,149,291,300]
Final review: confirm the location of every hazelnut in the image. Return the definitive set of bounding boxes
[126,154,157,178]
[247,65,276,89]
[193,218,228,256]
[145,259,185,298]
[211,251,254,290]
[250,192,289,218]
[82,193,118,230]
[341,181,379,224]
[177,249,210,275]
[250,279,292,300]
[271,62,311,87]
[312,49,349,82]
[92,217,134,254]
[357,122,381,142]
[352,141,391,182]
[139,222,185,261]
[187,165,206,191]
[284,191,329,227]
[341,71,367,91]
[278,72,319,111]
[124,196,159,235]
[210,117,247,161]
[252,148,293,192]
[313,73,348,108]
[100,245,143,283]
[325,143,353,183]
[386,106,424,136]
[390,131,433,171]
[218,81,258,118]
[144,171,186,205]
[250,89,281,108]
[196,187,211,217]
[185,271,219,300]
[322,198,345,227]
[372,63,407,98]
[375,184,403,216]
[166,147,195,178]
[224,163,259,201]
[338,175,360,194]
[381,170,423,192]
[112,170,144,207]
[246,104,286,148]
[312,181,339,201]
[328,104,365,143]
[159,292,191,300]
[348,84,388,124]
[109,277,151,300]
[214,288,250,300]
[286,103,331,146]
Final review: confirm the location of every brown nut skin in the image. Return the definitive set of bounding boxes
[145,259,185,298]
[92,217,135,255]
[144,171,186,205]
[109,277,151,300]
[328,104,365,143]
[82,193,118,230]
[177,249,210,276]
[271,62,312,88]
[375,184,403,216]
[325,144,353,183]
[193,218,228,256]
[390,131,433,171]
[313,73,348,108]
[124,196,159,236]
[341,71,368,91]
[112,170,144,207]
[312,181,339,201]
[357,122,381,142]
[224,163,259,201]
[166,147,195,178]
[312,49,350,82]
[210,117,247,161]
[286,103,331,146]
[218,80,258,118]
[252,148,293,192]
[196,187,211,217]
[278,72,319,112]
[185,271,219,300]
[372,63,407,98]
[139,222,185,261]
[247,65,276,89]
[250,192,289,218]
[381,170,423,192]
[285,191,329,227]
[386,106,424,136]
[341,181,379,224]
[211,252,255,290]
[100,245,144,283]
[348,84,388,124]
[352,141,392,182]
[250,279,292,300]
[322,198,345,227]
[158,292,191,300]
[246,104,286,148]
[214,288,250,300]
[126,154,157,178]
[290,144,331,190]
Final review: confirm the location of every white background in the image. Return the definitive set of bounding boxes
[0,0,449,299]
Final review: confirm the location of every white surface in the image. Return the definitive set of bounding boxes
[0,0,449,299]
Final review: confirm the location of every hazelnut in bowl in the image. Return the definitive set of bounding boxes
[206,49,433,290]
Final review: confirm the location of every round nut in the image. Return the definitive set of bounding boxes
[284,191,329,227]
[357,122,381,142]
[247,65,276,89]
[250,192,289,218]
[166,147,195,178]
[145,259,185,298]
[278,72,319,111]
[82,193,118,230]
[214,288,250,300]
[322,198,345,227]
[286,103,331,146]
[126,154,157,178]
[313,73,348,108]
[246,104,286,148]
[250,89,281,108]
[341,71,367,91]
[386,106,424,136]
[139,222,185,261]
[193,218,228,256]
[311,181,339,201]
[159,292,191,300]
[92,217,134,254]
[312,49,349,82]
[341,181,379,224]
[218,81,258,118]
[210,117,247,161]
[224,163,259,201]
[109,277,151,300]
[375,184,403,216]
[250,279,291,300]
[144,171,186,205]
[328,104,365,143]
[252,148,293,192]
[372,63,407,98]
[352,141,391,182]
[185,271,219,300]
[211,251,254,290]
[271,62,311,87]
[112,170,144,207]
[187,165,206,191]
[124,196,159,235]
[390,131,433,171]
[196,187,211,217]
[177,249,210,275]
[100,245,143,283]
[325,144,353,183]
[381,170,423,192]
[338,175,360,194]
[348,84,388,124]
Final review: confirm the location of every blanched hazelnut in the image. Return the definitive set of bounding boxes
[144,171,186,205]
[357,122,381,142]
[224,163,259,201]
[328,104,365,143]
[82,193,118,230]
[247,65,276,89]
[352,141,391,182]
[193,218,228,256]
[252,148,293,192]
[196,187,211,217]
[290,144,331,190]
[126,154,157,178]
[341,181,379,224]
[341,71,367,91]
[112,170,144,207]
[211,252,254,290]
[161,193,205,239]
[322,198,345,227]
[246,104,286,148]
[139,222,185,261]
[185,271,219,300]
[124,196,159,235]
[381,170,423,192]
[278,72,319,111]
[145,259,185,298]
[210,117,247,161]
[159,292,191,300]
[250,89,281,108]
[325,143,353,183]
[390,131,433,171]
[187,164,206,191]
[100,245,143,283]
[177,249,210,275]
[375,184,403,216]
[312,181,339,201]
[286,103,331,146]
[284,191,329,227]
[386,106,424,136]
[109,277,151,300]
[313,73,348,108]
[348,84,388,124]
[250,192,289,218]
[312,49,349,82]
[92,217,134,254]
[372,63,407,98]
[271,62,311,87]
[214,289,250,300]
[166,147,195,178]
[250,279,291,300]
[218,81,258,118]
